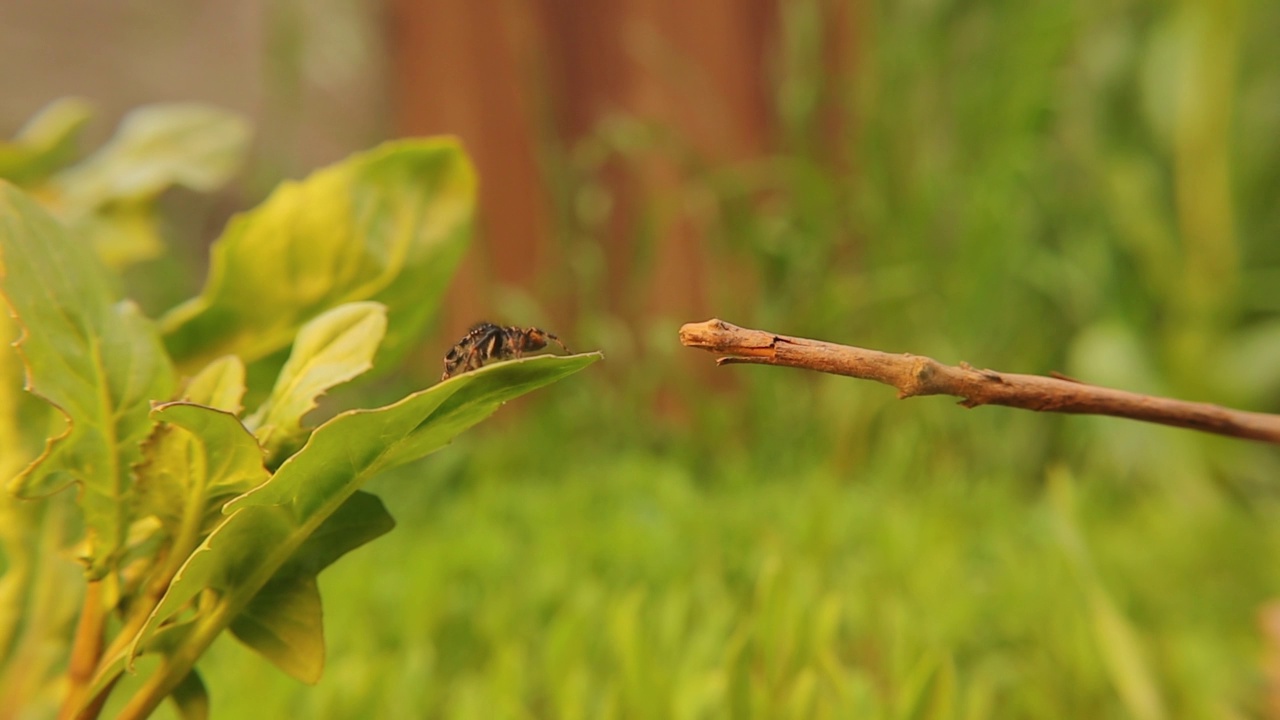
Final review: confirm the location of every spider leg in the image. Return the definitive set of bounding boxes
[465,343,488,372]
[442,345,467,380]
[545,332,570,354]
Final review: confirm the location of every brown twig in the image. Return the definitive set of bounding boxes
[679,318,1280,445]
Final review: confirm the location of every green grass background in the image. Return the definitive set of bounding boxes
[143,0,1280,716]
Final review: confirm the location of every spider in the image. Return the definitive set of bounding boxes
[441,322,570,380]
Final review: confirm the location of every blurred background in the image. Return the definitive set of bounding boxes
[4,0,1280,717]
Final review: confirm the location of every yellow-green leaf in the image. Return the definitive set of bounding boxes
[135,403,268,540]
[229,353,601,518]
[0,98,93,186]
[228,491,395,684]
[48,103,251,269]
[181,356,247,414]
[0,182,175,577]
[245,301,387,458]
[160,137,474,374]
[54,103,250,206]
[0,312,29,483]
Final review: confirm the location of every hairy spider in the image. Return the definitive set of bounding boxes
[441,322,570,380]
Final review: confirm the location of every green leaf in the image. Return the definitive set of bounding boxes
[229,491,394,684]
[0,182,175,578]
[54,103,250,205]
[0,496,81,707]
[160,137,474,374]
[135,403,268,540]
[0,312,29,482]
[76,199,166,270]
[170,670,209,720]
[0,98,94,186]
[130,353,600,680]
[230,575,324,684]
[230,353,602,517]
[245,302,387,458]
[180,356,247,414]
[288,488,398,574]
[49,103,251,269]
[136,503,294,656]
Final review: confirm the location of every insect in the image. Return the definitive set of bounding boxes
[441,322,570,380]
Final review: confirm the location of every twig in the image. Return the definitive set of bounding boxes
[679,318,1280,445]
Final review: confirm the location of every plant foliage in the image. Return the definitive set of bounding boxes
[0,103,598,719]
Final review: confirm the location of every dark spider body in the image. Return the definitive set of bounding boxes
[441,322,570,380]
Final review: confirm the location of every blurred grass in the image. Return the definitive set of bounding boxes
[185,439,1280,719]
[162,0,1280,716]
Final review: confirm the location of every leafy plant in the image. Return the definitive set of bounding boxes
[0,106,599,719]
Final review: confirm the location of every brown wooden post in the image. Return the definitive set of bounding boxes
[385,0,784,331]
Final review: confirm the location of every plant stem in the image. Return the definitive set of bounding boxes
[58,580,105,720]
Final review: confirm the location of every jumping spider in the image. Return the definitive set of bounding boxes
[441,322,570,380]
